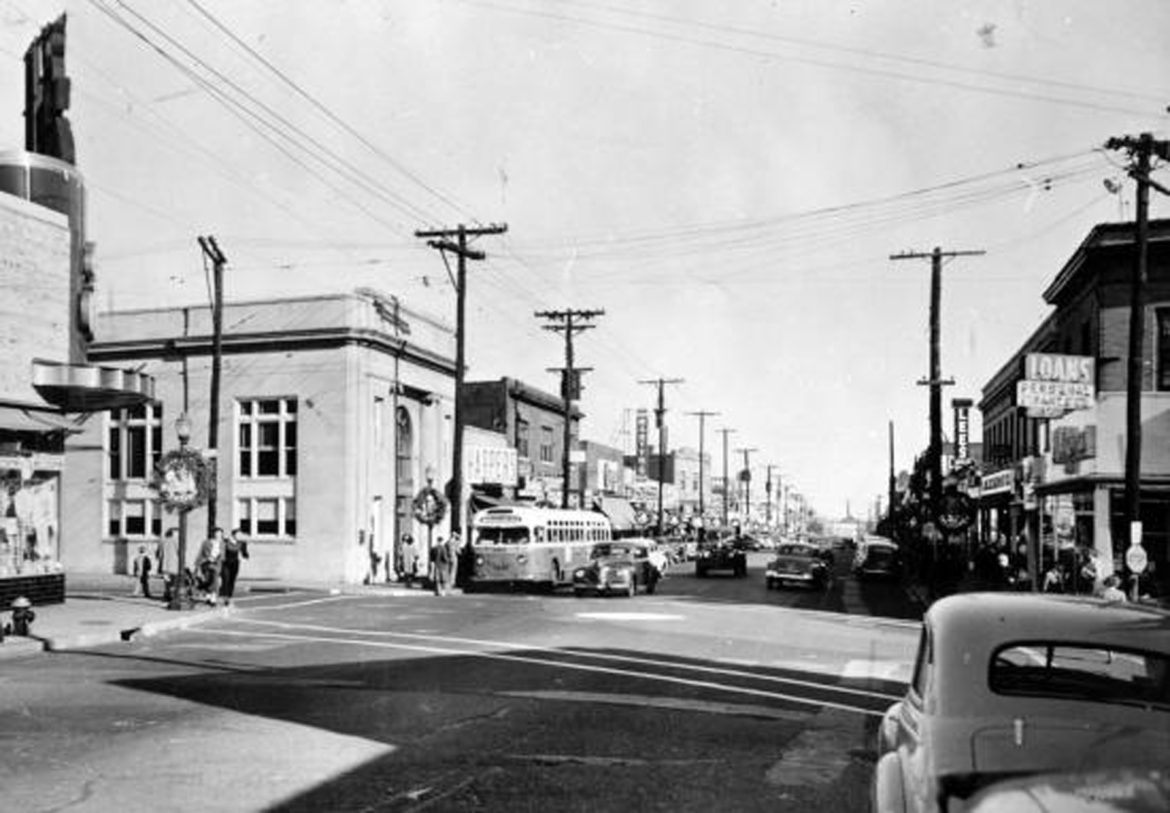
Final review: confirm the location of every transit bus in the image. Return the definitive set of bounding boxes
[468,506,613,590]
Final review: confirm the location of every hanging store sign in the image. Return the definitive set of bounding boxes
[952,398,973,464]
[980,469,1015,497]
[465,445,517,486]
[1017,353,1095,416]
[635,409,649,480]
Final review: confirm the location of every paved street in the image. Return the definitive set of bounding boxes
[0,556,918,812]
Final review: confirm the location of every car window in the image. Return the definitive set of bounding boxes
[990,642,1170,710]
[910,626,931,699]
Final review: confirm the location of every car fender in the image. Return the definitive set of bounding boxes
[872,751,908,813]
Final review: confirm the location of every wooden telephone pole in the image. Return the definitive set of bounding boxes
[415,223,508,535]
[685,410,719,523]
[197,235,226,539]
[536,308,604,508]
[1105,133,1170,561]
[639,377,683,535]
[891,246,983,526]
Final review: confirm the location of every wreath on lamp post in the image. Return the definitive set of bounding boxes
[152,447,212,512]
[413,484,448,527]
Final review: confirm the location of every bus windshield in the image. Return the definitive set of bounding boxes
[474,527,531,546]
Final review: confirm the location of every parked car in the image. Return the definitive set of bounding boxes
[572,538,664,597]
[966,766,1170,813]
[872,593,1170,813]
[853,537,901,581]
[765,542,830,590]
[694,537,747,578]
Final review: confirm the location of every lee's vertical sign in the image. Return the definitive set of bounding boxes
[952,398,973,467]
[635,409,649,480]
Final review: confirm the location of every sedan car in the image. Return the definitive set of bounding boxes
[694,537,748,577]
[765,542,830,589]
[572,538,664,597]
[853,537,902,581]
[873,593,1170,813]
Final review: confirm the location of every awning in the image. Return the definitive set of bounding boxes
[0,405,86,434]
[594,495,637,532]
[31,360,154,411]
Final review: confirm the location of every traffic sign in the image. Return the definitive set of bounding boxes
[1126,544,1148,574]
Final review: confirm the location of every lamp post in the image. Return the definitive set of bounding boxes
[171,413,192,611]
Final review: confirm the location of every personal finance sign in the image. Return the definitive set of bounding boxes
[1016,353,1095,418]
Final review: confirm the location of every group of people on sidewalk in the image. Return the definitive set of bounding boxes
[132,526,249,606]
[381,530,463,596]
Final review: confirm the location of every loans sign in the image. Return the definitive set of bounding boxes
[1017,353,1095,416]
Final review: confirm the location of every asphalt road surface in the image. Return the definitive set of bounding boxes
[1,554,920,812]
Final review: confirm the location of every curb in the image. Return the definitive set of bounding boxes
[32,606,231,654]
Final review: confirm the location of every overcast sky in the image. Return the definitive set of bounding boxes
[2,0,1168,519]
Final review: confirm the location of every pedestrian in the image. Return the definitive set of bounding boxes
[157,528,180,603]
[431,534,453,596]
[131,544,153,598]
[219,527,249,605]
[1042,562,1064,594]
[447,531,462,590]
[194,527,225,605]
[399,533,418,587]
[1100,574,1127,602]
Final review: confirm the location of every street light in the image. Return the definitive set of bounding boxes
[170,412,192,610]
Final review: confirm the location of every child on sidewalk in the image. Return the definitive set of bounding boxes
[131,544,153,598]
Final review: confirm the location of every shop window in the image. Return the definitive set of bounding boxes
[1158,308,1170,391]
[237,398,297,478]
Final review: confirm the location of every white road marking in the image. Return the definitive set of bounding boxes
[499,690,808,721]
[244,594,361,612]
[842,659,911,682]
[574,612,685,621]
[207,622,891,716]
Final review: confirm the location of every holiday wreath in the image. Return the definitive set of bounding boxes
[152,447,212,511]
[412,485,448,526]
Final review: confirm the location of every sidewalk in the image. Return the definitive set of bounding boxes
[0,572,430,660]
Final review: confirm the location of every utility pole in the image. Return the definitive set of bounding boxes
[685,410,719,524]
[639,377,683,535]
[765,464,779,527]
[415,223,508,537]
[735,447,758,525]
[1105,133,1170,561]
[197,236,226,539]
[536,308,604,509]
[717,428,735,530]
[888,420,896,521]
[891,246,984,529]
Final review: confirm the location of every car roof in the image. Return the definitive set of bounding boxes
[925,592,1170,716]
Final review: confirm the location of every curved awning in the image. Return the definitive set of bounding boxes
[594,495,637,531]
[31,360,154,412]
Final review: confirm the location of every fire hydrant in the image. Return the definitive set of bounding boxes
[7,596,35,637]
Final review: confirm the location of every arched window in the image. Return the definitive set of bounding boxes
[395,407,414,546]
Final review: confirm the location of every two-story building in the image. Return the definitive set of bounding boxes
[460,378,582,508]
[64,289,456,584]
[978,220,1170,595]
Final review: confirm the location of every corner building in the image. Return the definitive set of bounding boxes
[978,220,1170,595]
[63,290,455,584]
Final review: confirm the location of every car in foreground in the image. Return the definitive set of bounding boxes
[853,537,902,581]
[694,536,748,577]
[965,766,1170,813]
[872,592,1170,813]
[765,542,830,590]
[572,538,664,597]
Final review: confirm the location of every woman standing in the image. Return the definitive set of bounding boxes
[219,527,249,605]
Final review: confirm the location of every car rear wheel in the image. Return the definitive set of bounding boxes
[573,588,585,598]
